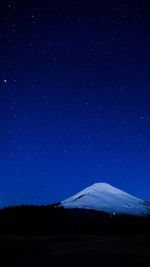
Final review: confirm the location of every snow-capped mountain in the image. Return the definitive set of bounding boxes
[61,183,150,216]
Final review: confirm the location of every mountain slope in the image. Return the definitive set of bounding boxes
[61,183,150,216]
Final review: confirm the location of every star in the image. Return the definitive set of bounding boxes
[3,79,7,83]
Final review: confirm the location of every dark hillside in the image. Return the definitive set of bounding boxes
[0,205,150,235]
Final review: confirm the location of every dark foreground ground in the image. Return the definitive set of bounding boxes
[0,235,150,267]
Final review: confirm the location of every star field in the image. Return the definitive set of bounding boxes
[0,0,150,207]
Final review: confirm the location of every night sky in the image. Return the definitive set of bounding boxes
[1,0,150,207]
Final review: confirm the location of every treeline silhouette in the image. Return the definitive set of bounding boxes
[0,205,150,235]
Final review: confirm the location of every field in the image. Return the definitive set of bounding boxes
[0,235,150,267]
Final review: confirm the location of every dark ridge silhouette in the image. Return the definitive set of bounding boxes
[0,205,150,236]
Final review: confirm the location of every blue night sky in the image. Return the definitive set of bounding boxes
[0,0,150,207]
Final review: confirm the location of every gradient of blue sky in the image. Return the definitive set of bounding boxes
[0,0,150,207]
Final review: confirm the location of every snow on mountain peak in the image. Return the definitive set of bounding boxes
[61,182,150,216]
